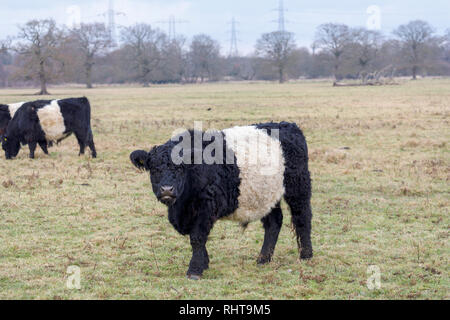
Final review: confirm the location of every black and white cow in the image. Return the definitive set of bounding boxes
[1,101,54,155]
[2,97,97,159]
[0,102,25,136]
[130,121,312,279]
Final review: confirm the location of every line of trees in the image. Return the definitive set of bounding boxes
[0,19,449,92]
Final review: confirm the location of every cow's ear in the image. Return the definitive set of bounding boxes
[130,150,150,171]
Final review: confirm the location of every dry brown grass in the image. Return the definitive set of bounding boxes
[0,79,448,299]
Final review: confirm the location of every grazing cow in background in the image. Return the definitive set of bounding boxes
[1,101,53,155]
[130,121,312,279]
[2,97,97,159]
[0,102,25,135]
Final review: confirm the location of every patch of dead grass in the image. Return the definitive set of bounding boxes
[0,79,448,299]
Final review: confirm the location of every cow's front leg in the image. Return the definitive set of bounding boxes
[187,227,210,280]
[187,209,213,280]
[28,141,37,159]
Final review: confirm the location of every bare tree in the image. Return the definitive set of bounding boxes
[188,34,221,83]
[71,23,112,88]
[255,31,296,83]
[121,24,165,87]
[0,39,10,53]
[288,47,313,79]
[443,29,450,65]
[351,28,383,72]
[3,18,450,86]
[393,20,435,80]
[13,19,62,95]
[0,39,11,87]
[225,56,257,81]
[315,23,351,82]
[158,36,187,83]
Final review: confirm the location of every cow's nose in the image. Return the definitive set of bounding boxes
[160,185,175,197]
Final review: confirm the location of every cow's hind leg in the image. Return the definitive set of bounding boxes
[285,194,313,259]
[74,132,86,156]
[87,129,97,158]
[284,170,313,260]
[257,202,283,265]
[28,141,37,159]
[38,141,49,155]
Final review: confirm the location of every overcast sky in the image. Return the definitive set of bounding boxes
[0,0,449,54]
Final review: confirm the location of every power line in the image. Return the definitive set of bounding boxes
[229,17,239,57]
[98,0,125,45]
[108,0,115,41]
[278,0,286,32]
[272,0,289,32]
[157,16,188,40]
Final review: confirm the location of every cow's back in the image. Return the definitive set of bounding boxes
[35,98,91,142]
[8,102,26,119]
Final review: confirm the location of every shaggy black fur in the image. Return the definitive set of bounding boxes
[0,104,12,136]
[255,122,313,260]
[2,97,96,159]
[130,122,312,279]
[1,102,54,155]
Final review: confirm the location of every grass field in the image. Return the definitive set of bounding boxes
[0,79,448,299]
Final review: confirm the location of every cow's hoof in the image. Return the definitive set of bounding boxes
[186,274,202,281]
[257,256,271,265]
[300,250,313,260]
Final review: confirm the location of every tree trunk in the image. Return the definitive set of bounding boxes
[334,63,339,82]
[142,77,149,87]
[86,64,93,89]
[279,67,284,83]
[412,65,418,80]
[37,61,49,95]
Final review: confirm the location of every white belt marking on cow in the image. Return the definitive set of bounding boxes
[37,100,67,142]
[8,102,25,118]
[224,126,285,224]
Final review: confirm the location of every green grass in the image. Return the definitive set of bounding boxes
[0,79,448,299]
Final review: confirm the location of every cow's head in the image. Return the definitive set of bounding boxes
[2,135,20,159]
[130,145,188,207]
